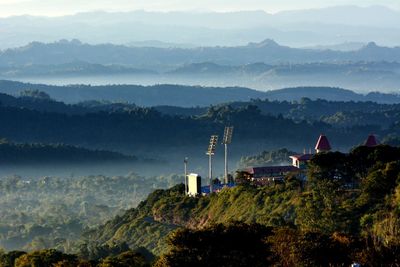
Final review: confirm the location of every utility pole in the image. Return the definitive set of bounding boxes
[222,126,234,184]
[206,135,218,193]
[184,157,188,195]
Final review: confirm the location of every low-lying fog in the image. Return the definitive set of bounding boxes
[0,141,349,182]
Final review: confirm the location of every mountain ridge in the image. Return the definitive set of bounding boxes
[1,39,400,68]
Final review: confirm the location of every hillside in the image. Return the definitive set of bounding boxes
[81,183,297,255]
[80,145,400,266]
[3,87,400,127]
[0,102,382,155]
[2,89,400,159]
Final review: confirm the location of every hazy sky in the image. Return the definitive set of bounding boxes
[0,0,399,17]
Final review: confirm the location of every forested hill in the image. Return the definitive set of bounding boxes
[0,80,265,106]
[2,89,400,155]
[0,140,136,164]
[79,145,400,266]
[0,103,377,153]
[2,80,400,105]
[157,97,400,129]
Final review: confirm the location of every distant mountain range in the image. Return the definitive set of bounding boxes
[304,42,366,52]
[0,80,400,106]
[1,39,399,69]
[0,61,155,77]
[0,6,400,49]
[165,61,400,91]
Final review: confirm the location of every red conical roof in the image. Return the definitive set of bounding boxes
[365,134,378,147]
[315,134,331,151]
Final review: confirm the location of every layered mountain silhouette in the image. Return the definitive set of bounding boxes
[1,39,399,68]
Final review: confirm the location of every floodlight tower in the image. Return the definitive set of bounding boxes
[184,157,189,194]
[206,135,218,193]
[222,126,234,185]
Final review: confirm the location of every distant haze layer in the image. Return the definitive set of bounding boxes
[1,0,400,16]
[0,6,400,48]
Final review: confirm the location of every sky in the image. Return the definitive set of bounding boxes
[0,0,399,17]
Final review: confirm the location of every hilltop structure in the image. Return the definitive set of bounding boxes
[315,134,331,153]
[187,173,201,197]
[290,134,331,169]
[187,134,379,195]
[365,134,379,147]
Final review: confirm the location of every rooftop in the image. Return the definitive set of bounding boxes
[315,134,331,151]
[365,134,378,147]
[290,154,313,161]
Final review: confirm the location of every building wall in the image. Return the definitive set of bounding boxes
[187,173,201,196]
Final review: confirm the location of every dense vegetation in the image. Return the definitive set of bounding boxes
[0,94,391,155]
[1,89,400,161]
[188,97,400,129]
[0,173,181,252]
[0,248,152,267]
[73,145,400,266]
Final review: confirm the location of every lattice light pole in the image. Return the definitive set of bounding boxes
[206,135,218,193]
[222,126,234,184]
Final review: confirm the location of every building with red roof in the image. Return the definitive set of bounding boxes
[364,134,378,147]
[236,134,383,187]
[315,134,331,153]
